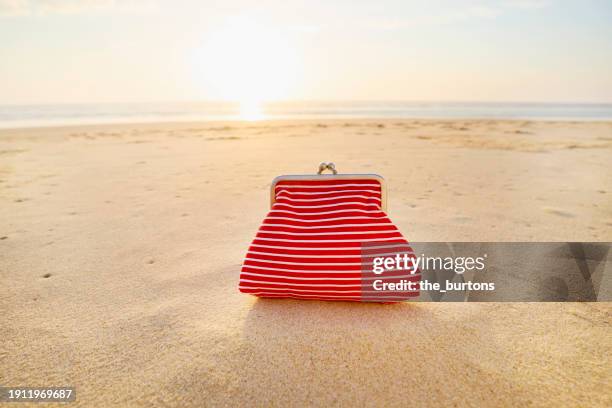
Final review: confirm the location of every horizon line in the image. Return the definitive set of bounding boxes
[2,99,612,107]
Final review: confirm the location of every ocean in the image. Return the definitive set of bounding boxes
[1,101,611,128]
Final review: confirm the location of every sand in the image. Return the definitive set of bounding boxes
[1,119,611,407]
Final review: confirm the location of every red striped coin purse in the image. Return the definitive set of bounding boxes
[239,163,419,302]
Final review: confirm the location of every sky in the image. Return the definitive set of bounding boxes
[1,0,611,105]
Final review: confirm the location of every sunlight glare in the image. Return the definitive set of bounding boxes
[240,99,264,121]
[194,16,300,119]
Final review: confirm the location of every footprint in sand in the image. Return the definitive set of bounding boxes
[0,236,7,240]
[452,216,473,223]
[147,259,155,265]
[42,273,51,278]
[205,136,241,141]
[207,126,233,132]
[542,207,575,218]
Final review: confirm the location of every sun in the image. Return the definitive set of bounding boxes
[194,17,300,119]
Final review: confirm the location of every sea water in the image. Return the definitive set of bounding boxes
[1,101,611,128]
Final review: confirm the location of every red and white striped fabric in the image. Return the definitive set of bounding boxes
[239,178,419,302]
